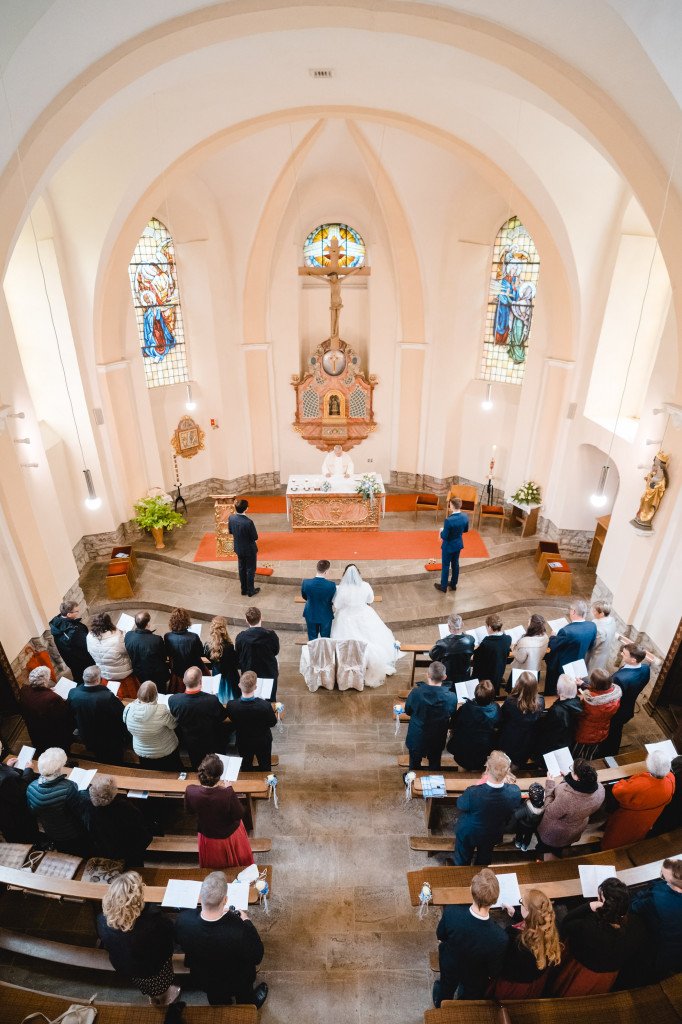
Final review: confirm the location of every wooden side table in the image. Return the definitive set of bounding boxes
[543,558,572,596]
[510,501,542,537]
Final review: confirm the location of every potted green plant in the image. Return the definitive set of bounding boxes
[132,495,186,549]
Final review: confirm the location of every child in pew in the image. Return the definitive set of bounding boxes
[511,782,545,851]
[225,671,278,771]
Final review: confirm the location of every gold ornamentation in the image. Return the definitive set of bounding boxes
[210,493,236,556]
[171,416,205,460]
[632,451,669,530]
[289,493,381,531]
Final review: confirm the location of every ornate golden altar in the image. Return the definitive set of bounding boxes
[286,475,385,532]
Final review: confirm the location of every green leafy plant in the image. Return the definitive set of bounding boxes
[510,480,542,505]
[132,495,186,533]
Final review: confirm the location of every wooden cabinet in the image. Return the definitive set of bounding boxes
[587,514,611,568]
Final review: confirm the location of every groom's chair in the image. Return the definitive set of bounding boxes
[336,639,368,692]
[300,637,336,692]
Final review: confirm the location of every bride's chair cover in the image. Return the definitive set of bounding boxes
[300,637,336,691]
[335,639,368,691]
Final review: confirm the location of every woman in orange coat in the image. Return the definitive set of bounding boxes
[601,749,675,850]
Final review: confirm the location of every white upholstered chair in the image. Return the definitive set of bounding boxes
[335,639,368,691]
[299,637,336,692]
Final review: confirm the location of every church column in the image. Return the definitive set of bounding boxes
[394,343,427,485]
[96,360,159,513]
[243,344,278,485]
[523,358,575,491]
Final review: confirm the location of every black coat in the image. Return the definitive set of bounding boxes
[225,696,277,750]
[175,908,263,1001]
[98,905,174,978]
[164,630,205,678]
[82,795,152,867]
[235,627,280,684]
[227,513,258,559]
[168,691,226,769]
[0,763,39,843]
[67,684,126,762]
[447,701,500,770]
[498,696,545,766]
[429,633,475,684]
[472,634,512,691]
[49,615,95,683]
[124,628,170,689]
[405,683,458,753]
[535,697,582,756]
[437,904,507,1000]
[19,684,75,755]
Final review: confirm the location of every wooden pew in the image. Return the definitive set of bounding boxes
[148,834,272,855]
[0,927,190,974]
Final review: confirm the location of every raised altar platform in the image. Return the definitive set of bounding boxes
[286,474,386,531]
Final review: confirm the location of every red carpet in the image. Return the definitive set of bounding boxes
[238,494,438,514]
[193,530,488,563]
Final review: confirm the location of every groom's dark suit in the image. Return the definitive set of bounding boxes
[228,511,259,596]
[301,576,337,641]
[440,511,469,591]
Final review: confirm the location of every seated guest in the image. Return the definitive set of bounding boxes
[184,753,254,868]
[536,758,604,859]
[19,665,74,755]
[454,750,522,865]
[434,868,507,1004]
[124,611,170,693]
[650,754,682,836]
[544,600,597,697]
[225,671,278,771]
[175,871,268,1007]
[534,674,582,758]
[572,668,621,761]
[446,679,500,771]
[630,858,682,983]
[83,774,152,867]
[26,747,89,856]
[0,739,39,843]
[585,601,617,672]
[492,887,561,999]
[164,607,206,691]
[428,614,475,685]
[168,667,226,771]
[123,681,182,772]
[404,661,458,771]
[552,877,649,995]
[472,615,512,695]
[235,606,280,701]
[601,644,651,756]
[49,600,95,683]
[204,616,240,705]
[508,614,549,679]
[86,613,138,699]
[68,665,127,765]
[498,672,545,769]
[97,871,179,1006]
[601,748,675,850]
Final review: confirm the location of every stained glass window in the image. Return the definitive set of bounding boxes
[303,223,366,268]
[480,216,540,385]
[128,218,189,388]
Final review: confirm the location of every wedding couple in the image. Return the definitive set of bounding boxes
[301,560,402,688]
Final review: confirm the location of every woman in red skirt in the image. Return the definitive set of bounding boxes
[184,754,254,868]
[490,888,562,999]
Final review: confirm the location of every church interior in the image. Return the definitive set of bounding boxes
[1,2,682,1022]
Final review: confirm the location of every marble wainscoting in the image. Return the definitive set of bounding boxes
[535,516,594,556]
[389,471,505,505]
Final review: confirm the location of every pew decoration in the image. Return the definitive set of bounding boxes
[393,704,404,736]
[275,702,284,733]
[255,874,270,915]
[418,881,432,920]
[266,773,279,808]
[404,770,416,802]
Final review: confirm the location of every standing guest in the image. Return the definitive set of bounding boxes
[164,608,205,692]
[97,871,179,1006]
[26,747,89,856]
[492,888,561,999]
[511,783,545,852]
[68,665,127,765]
[434,497,469,594]
[429,614,475,685]
[472,615,512,695]
[572,668,621,760]
[124,611,170,693]
[601,644,651,756]
[552,878,649,995]
[184,754,254,868]
[544,600,597,697]
[536,758,605,859]
[204,616,240,704]
[585,601,617,672]
[498,672,545,769]
[434,868,507,1004]
[168,667,226,771]
[225,671,278,771]
[228,498,260,598]
[49,600,95,683]
[0,739,39,843]
[19,665,74,755]
[404,662,458,771]
[235,607,280,701]
[630,858,682,983]
[86,613,139,700]
[601,749,675,850]
[453,750,522,865]
[534,674,583,758]
[301,559,337,640]
[508,614,549,680]
[446,679,500,770]
[123,681,182,771]
[175,871,268,1007]
[650,755,682,836]
[83,775,152,867]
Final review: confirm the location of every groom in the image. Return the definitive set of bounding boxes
[435,497,469,593]
[301,560,337,640]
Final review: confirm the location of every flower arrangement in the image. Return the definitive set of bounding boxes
[510,480,542,506]
[321,479,332,492]
[355,473,383,501]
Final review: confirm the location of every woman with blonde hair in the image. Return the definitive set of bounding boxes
[492,888,562,998]
[498,671,545,768]
[97,871,179,1005]
[204,616,240,704]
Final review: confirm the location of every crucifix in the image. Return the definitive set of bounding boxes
[299,236,371,342]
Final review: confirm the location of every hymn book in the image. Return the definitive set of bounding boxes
[543,747,573,776]
[646,739,678,759]
[54,679,76,699]
[579,864,616,898]
[455,679,479,702]
[511,669,538,686]
[216,755,242,782]
[68,767,97,790]
[562,659,588,680]
[255,678,274,699]
[15,746,35,770]
[162,879,202,908]
[116,612,135,633]
[492,873,522,908]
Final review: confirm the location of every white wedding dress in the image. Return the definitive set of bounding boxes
[330,567,403,688]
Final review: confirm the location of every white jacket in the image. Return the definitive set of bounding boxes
[123,700,178,758]
[86,629,133,681]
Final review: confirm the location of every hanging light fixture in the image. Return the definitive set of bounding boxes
[83,469,102,510]
[482,383,493,410]
[185,383,196,411]
[590,465,610,507]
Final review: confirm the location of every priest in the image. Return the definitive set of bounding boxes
[322,445,354,478]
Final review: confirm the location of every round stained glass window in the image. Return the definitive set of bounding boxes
[303,223,366,268]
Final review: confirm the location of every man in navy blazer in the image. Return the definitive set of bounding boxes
[544,599,596,696]
[436,497,469,593]
[301,559,337,640]
[228,499,260,597]
[602,643,651,755]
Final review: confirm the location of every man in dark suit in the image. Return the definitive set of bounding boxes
[601,644,651,756]
[404,661,458,770]
[471,614,512,694]
[301,559,337,640]
[435,497,469,593]
[225,671,278,770]
[168,667,227,770]
[429,613,475,685]
[67,665,126,764]
[453,749,522,864]
[235,607,280,701]
[228,499,260,598]
[124,611,170,692]
[544,599,597,697]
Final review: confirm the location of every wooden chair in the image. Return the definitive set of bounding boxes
[415,493,442,522]
[446,485,478,522]
[534,540,560,577]
[478,504,507,532]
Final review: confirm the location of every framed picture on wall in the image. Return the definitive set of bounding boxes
[171,416,205,460]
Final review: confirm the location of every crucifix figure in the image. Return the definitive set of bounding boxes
[299,236,371,342]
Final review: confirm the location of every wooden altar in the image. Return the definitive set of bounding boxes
[286,475,385,531]
[210,494,236,555]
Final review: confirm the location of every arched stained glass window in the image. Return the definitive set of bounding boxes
[128,218,189,388]
[303,223,366,268]
[480,216,540,385]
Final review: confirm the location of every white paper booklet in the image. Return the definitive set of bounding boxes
[504,625,526,645]
[225,881,249,911]
[255,678,274,699]
[455,679,479,702]
[15,745,35,770]
[157,692,170,706]
[201,677,220,695]
[511,669,538,686]
[543,746,573,776]
[466,626,488,645]
[438,623,449,640]
[548,617,569,632]
[579,864,616,898]
[106,681,121,696]
[54,678,76,700]
[116,612,135,633]
[216,754,242,782]
[127,790,148,799]
[563,659,588,680]
[492,872,522,908]
[162,879,202,908]
[646,739,678,760]
[69,767,97,790]
[188,623,202,638]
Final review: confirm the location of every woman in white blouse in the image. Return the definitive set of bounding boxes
[510,614,550,674]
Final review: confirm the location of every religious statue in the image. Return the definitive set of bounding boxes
[632,451,669,530]
[299,236,371,342]
[328,394,341,416]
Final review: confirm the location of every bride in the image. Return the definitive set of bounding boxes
[330,564,403,688]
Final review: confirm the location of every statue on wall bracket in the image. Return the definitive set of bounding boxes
[632,450,669,530]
